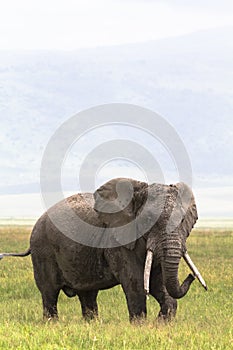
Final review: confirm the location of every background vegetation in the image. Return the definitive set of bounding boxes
[0,225,232,349]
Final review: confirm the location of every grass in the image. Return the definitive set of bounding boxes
[0,225,232,349]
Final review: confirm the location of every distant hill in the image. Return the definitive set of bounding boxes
[0,27,232,195]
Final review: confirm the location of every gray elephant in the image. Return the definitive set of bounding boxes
[0,178,206,322]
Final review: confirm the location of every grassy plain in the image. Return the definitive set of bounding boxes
[0,225,232,349]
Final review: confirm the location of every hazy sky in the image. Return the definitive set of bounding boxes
[0,0,232,49]
[0,2,232,218]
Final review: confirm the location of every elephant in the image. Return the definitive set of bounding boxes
[0,177,205,322]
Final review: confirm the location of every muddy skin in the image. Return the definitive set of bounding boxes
[1,178,197,322]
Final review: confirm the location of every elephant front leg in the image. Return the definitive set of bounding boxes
[150,265,177,322]
[105,249,146,322]
[122,285,147,323]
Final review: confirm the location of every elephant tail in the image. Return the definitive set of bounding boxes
[0,248,31,260]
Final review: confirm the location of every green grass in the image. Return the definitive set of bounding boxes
[0,226,232,349]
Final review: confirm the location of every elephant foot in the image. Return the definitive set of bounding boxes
[83,309,98,322]
[44,314,59,322]
[43,308,59,321]
[157,298,177,323]
[130,312,146,325]
[157,310,175,323]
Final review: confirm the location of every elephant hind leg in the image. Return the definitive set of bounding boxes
[150,265,177,322]
[77,290,99,320]
[31,251,62,320]
[42,289,60,320]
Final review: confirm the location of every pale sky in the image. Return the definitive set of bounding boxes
[0,0,232,50]
[0,1,232,219]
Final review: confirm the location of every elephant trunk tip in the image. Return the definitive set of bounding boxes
[166,273,195,299]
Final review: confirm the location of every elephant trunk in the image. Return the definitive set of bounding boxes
[143,248,195,298]
[161,256,195,299]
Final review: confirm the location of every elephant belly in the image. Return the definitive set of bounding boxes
[61,266,118,291]
[55,250,118,291]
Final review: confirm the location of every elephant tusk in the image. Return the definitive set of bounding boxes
[183,251,208,291]
[144,250,153,296]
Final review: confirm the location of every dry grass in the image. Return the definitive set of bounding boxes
[0,226,232,349]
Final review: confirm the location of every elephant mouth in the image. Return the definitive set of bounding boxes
[144,250,207,296]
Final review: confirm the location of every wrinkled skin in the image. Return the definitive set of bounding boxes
[23,178,197,321]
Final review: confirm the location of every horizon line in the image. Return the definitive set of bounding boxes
[0,25,231,53]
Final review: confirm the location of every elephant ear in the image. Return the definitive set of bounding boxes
[134,183,168,234]
[167,182,198,237]
[94,178,148,249]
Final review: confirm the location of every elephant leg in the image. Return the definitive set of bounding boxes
[77,290,99,320]
[42,289,60,320]
[122,284,147,323]
[105,249,146,322]
[150,265,177,321]
[31,251,61,320]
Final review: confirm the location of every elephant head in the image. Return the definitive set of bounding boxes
[94,178,201,299]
